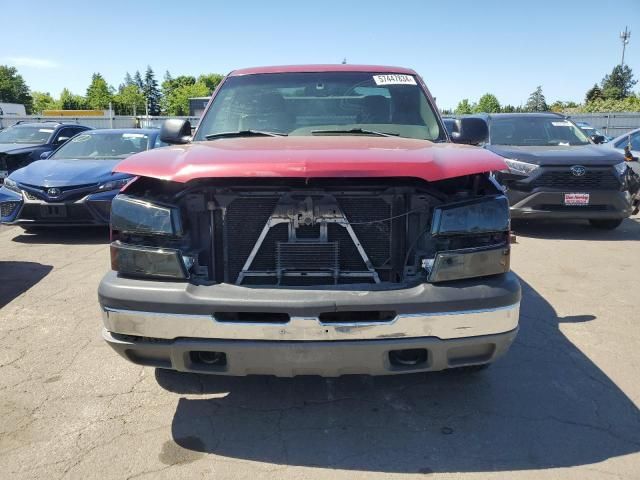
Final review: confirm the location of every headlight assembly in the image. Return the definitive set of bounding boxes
[614,161,629,176]
[3,178,21,193]
[98,177,132,192]
[502,158,539,176]
[427,245,510,283]
[431,195,510,236]
[110,194,183,236]
[110,241,191,279]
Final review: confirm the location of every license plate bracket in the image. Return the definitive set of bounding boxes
[40,204,67,218]
[564,193,589,206]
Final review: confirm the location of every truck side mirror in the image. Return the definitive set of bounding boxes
[590,134,605,144]
[451,118,488,145]
[160,119,192,145]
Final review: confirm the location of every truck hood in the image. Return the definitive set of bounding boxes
[486,144,625,166]
[114,136,507,183]
[11,159,129,187]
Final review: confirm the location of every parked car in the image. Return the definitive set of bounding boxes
[442,117,456,135]
[0,121,91,183]
[609,128,640,175]
[482,113,640,229]
[574,121,613,143]
[99,64,521,377]
[0,128,164,227]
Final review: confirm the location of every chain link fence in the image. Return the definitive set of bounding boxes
[563,113,640,137]
[0,116,200,130]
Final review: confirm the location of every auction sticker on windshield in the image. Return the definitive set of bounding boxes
[564,193,589,205]
[373,74,417,86]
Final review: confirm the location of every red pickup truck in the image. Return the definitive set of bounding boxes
[99,65,520,377]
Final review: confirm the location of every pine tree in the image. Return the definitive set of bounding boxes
[124,72,134,87]
[85,73,113,110]
[143,66,161,115]
[133,70,144,90]
[600,65,637,100]
[474,94,501,113]
[454,99,473,115]
[585,84,603,103]
[525,86,548,112]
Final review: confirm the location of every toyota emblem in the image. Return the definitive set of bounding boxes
[47,188,61,197]
[570,165,586,177]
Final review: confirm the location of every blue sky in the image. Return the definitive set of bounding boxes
[2,0,639,110]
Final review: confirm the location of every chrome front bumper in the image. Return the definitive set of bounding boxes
[101,302,520,342]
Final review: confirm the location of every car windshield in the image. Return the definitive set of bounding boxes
[0,125,54,144]
[194,72,444,141]
[51,132,152,159]
[490,117,590,146]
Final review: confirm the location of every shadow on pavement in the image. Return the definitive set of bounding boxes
[155,278,640,473]
[10,226,109,245]
[513,217,640,241]
[0,261,53,308]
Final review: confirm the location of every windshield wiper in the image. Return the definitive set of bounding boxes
[205,130,287,140]
[311,128,399,137]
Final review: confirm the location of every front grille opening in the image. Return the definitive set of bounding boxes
[189,351,227,367]
[215,311,290,323]
[447,343,495,367]
[388,348,429,369]
[531,170,620,190]
[319,310,396,324]
[1,202,20,217]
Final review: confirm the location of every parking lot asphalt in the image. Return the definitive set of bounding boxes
[0,219,639,480]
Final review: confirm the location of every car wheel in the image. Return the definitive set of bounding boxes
[588,219,623,230]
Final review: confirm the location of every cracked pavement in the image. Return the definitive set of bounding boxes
[0,218,639,479]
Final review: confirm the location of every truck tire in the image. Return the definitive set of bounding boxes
[588,219,623,230]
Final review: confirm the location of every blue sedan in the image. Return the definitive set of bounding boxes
[0,129,164,227]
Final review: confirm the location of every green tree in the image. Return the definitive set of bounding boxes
[161,75,196,114]
[550,100,579,112]
[165,81,209,115]
[454,99,473,115]
[0,65,33,113]
[85,73,113,110]
[585,83,603,103]
[133,70,144,90]
[124,72,134,87]
[113,84,146,115]
[58,88,87,110]
[31,91,57,114]
[525,86,548,112]
[143,66,161,115]
[474,93,501,113]
[601,65,637,100]
[198,73,224,92]
[501,104,516,113]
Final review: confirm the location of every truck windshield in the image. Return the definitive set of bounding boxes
[194,72,444,141]
[0,125,53,144]
[51,132,151,159]
[490,117,591,146]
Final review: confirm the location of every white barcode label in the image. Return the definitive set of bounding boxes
[373,74,417,86]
